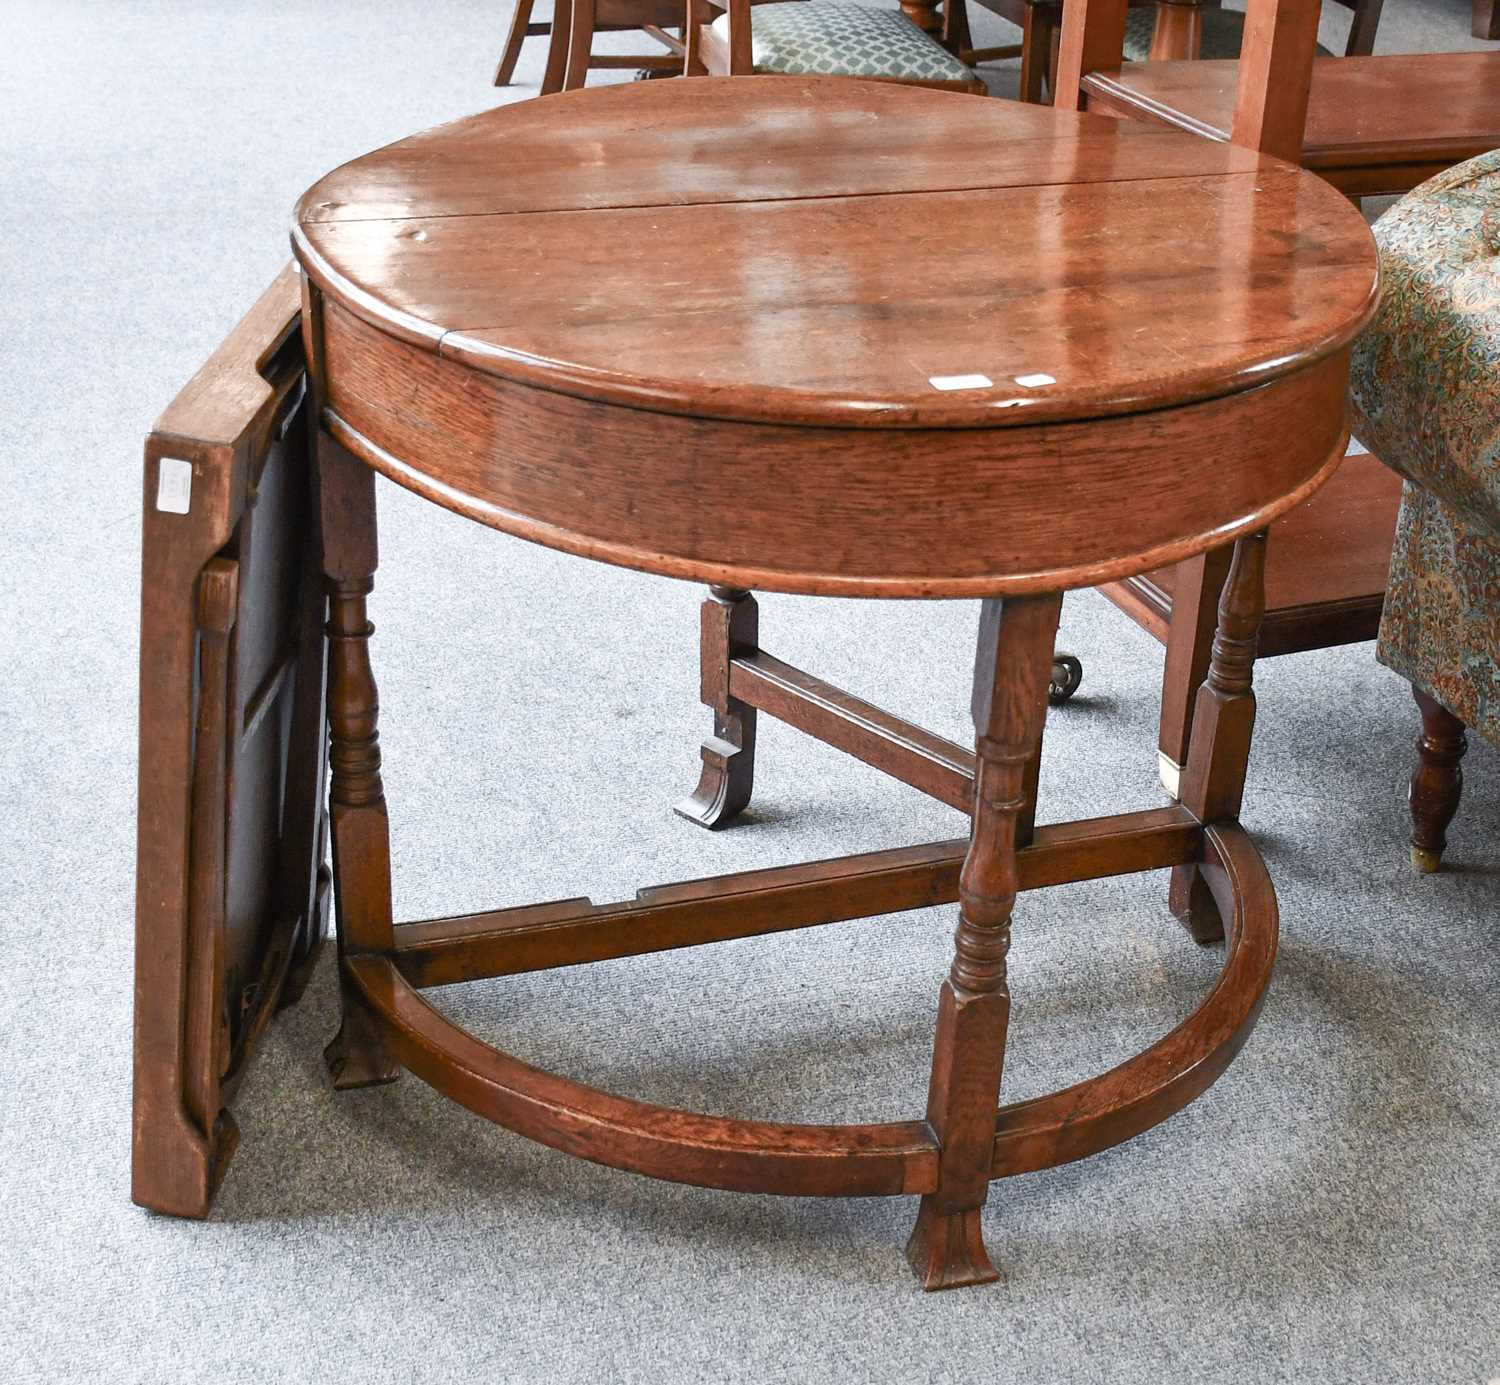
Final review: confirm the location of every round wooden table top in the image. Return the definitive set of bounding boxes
[292,78,1379,598]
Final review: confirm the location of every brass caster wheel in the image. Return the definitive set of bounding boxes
[1048,653,1083,705]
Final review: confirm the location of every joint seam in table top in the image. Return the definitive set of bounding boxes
[296,155,1284,227]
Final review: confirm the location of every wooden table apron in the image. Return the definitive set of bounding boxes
[288,77,1378,1290]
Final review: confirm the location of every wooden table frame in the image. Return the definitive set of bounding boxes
[317,416,1280,1287]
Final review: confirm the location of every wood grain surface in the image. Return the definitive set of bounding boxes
[294,77,1373,428]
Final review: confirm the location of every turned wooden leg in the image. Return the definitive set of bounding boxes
[1149,0,1205,60]
[493,0,539,85]
[907,593,1061,1291]
[1170,532,1267,945]
[675,586,759,829]
[319,437,401,1089]
[900,0,943,37]
[1409,688,1467,874]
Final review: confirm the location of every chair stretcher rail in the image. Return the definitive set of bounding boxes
[729,652,977,811]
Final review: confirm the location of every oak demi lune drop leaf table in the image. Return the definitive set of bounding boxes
[279,77,1378,1290]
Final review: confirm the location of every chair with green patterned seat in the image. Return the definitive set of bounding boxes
[685,0,987,92]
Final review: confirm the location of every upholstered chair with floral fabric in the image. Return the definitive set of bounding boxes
[1349,149,1500,872]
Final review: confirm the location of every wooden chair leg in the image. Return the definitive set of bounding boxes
[494,0,539,85]
[1158,545,1234,798]
[1476,0,1500,41]
[900,0,945,37]
[1019,5,1050,104]
[907,593,1061,1291]
[1047,14,1063,100]
[1168,531,1267,945]
[564,0,595,90]
[676,586,758,829]
[944,0,974,56]
[318,437,400,1089]
[1149,0,1205,60]
[1409,687,1467,874]
[541,0,572,94]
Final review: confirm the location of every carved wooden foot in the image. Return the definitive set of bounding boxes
[675,586,758,829]
[905,1201,999,1291]
[1171,532,1265,944]
[907,593,1060,1291]
[325,985,401,1088]
[319,437,401,1089]
[1409,687,1466,874]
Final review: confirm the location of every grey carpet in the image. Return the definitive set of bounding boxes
[1,2,1497,1382]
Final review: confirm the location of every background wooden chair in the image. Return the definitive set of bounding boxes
[1051,0,1500,804]
[1060,0,1500,192]
[1347,150,1500,872]
[494,0,687,93]
[684,0,985,91]
[948,0,1382,103]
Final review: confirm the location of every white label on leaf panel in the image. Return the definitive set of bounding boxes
[928,373,993,391]
[1014,373,1056,388]
[156,457,193,514]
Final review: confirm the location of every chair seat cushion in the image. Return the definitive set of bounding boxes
[711,3,977,83]
[1121,5,1332,63]
[1350,149,1500,536]
[1353,148,1500,745]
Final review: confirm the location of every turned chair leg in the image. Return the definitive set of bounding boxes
[676,586,759,829]
[1169,531,1267,945]
[907,593,1061,1291]
[1409,687,1467,874]
[318,437,401,1089]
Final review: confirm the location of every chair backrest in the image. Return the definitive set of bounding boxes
[1056,0,1326,161]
